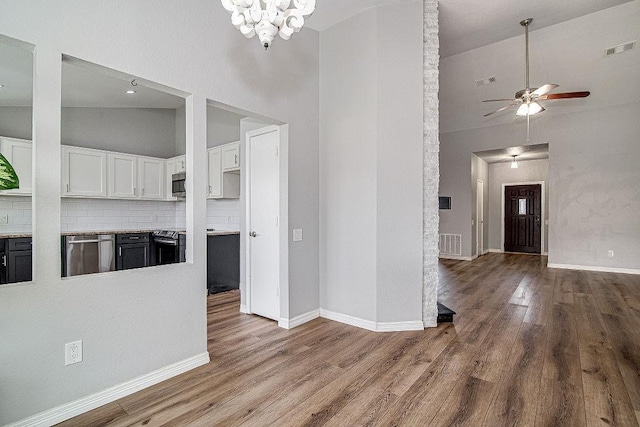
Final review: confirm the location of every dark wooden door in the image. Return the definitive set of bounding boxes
[504,184,541,254]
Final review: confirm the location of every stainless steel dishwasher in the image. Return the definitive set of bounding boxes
[64,234,116,277]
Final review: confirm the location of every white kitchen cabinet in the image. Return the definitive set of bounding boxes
[108,153,137,198]
[138,157,164,199]
[62,146,108,198]
[165,155,186,200]
[207,148,222,198]
[221,142,240,171]
[208,145,239,199]
[0,137,32,195]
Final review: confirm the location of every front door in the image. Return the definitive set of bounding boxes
[504,184,541,253]
[247,127,280,321]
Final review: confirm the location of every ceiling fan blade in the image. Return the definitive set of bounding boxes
[539,91,591,100]
[531,84,559,97]
[484,102,519,117]
[482,98,517,103]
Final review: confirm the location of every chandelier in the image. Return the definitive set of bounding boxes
[221,0,316,49]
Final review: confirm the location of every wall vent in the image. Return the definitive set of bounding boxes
[475,76,496,87]
[605,41,635,57]
[439,234,462,256]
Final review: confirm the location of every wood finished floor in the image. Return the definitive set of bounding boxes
[59,253,640,426]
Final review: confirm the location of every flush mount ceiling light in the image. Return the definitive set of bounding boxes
[511,155,519,169]
[221,0,316,49]
[125,90,136,94]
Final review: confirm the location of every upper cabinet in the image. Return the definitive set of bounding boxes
[0,137,32,196]
[221,142,240,171]
[108,153,137,199]
[208,141,240,199]
[62,146,108,198]
[138,157,164,200]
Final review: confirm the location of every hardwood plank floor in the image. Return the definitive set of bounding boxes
[58,253,640,426]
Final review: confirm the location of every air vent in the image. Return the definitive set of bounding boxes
[605,41,635,57]
[475,76,497,87]
[439,234,462,256]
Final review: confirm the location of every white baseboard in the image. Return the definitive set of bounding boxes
[487,249,503,253]
[278,309,320,329]
[239,304,249,314]
[438,255,474,261]
[319,309,424,332]
[8,352,210,427]
[547,263,640,275]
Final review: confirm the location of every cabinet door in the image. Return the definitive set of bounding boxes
[175,155,186,173]
[221,142,240,171]
[207,148,222,198]
[62,146,108,197]
[165,159,177,201]
[0,138,32,195]
[138,157,164,199]
[8,250,32,283]
[108,153,137,198]
[117,243,149,270]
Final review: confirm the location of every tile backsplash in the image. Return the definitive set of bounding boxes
[0,195,240,234]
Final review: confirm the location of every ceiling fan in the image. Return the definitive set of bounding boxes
[483,18,590,118]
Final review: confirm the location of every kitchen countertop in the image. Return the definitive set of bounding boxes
[0,229,240,238]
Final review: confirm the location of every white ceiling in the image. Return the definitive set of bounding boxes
[0,1,636,111]
[306,0,634,57]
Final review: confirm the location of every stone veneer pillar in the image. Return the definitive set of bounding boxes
[423,0,439,327]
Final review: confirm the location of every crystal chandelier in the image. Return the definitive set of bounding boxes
[221,0,316,49]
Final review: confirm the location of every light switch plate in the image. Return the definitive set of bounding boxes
[0,215,8,225]
[293,229,303,242]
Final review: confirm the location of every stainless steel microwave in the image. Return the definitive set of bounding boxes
[171,172,186,198]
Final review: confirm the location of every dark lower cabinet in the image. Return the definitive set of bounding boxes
[207,234,240,294]
[116,233,150,271]
[7,238,32,284]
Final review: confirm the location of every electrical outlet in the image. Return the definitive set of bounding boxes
[227,216,232,223]
[608,250,614,258]
[293,229,303,242]
[151,215,158,222]
[0,215,8,225]
[65,340,83,366]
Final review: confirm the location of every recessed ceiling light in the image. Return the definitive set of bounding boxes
[0,84,4,88]
[125,90,136,94]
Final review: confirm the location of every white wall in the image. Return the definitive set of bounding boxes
[0,106,32,140]
[375,2,424,323]
[320,8,378,322]
[1,106,179,158]
[441,103,640,269]
[488,159,549,253]
[0,1,319,424]
[207,106,245,148]
[320,2,425,325]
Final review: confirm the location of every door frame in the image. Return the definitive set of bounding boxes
[476,179,484,257]
[501,181,545,254]
[243,125,289,325]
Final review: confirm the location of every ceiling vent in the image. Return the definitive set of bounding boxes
[475,76,496,87]
[605,41,635,57]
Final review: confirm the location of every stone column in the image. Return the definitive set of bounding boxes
[423,0,440,327]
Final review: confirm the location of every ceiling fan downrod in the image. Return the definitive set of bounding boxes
[521,18,533,91]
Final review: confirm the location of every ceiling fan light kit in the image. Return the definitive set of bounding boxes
[511,155,518,169]
[220,0,316,49]
[482,18,590,118]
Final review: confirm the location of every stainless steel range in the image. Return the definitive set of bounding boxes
[152,230,183,265]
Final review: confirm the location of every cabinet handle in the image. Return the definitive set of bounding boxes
[66,183,70,192]
[142,188,145,196]
[1,255,5,267]
[235,154,238,165]
[134,187,136,195]
[129,236,139,240]
[144,247,148,265]
[119,247,122,257]
[209,185,212,194]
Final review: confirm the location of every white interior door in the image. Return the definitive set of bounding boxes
[477,179,484,256]
[248,128,280,321]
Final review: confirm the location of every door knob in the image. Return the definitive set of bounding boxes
[249,231,257,237]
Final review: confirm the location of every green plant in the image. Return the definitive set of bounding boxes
[0,153,19,190]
